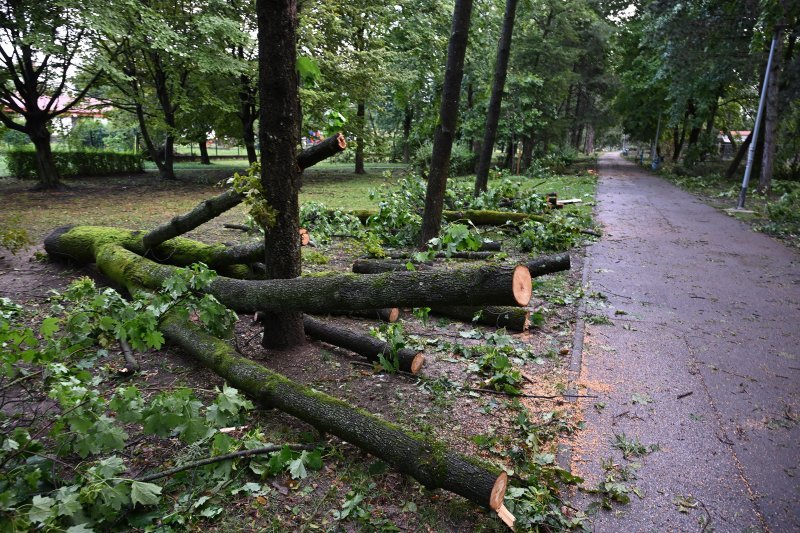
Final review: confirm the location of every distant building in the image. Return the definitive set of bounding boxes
[719,130,750,158]
[2,95,109,131]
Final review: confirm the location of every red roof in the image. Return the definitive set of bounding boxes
[3,95,109,117]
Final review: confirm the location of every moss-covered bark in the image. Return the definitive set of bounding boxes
[45,227,533,313]
[431,305,530,331]
[83,242,506,510]
[157,312,505,508]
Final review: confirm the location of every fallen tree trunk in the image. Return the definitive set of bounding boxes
[327,308,400,323]
[388,251,496,260]
[527,252,570,278]
[353,252,570,279]
[302,315,423,373]
[352,260,433,274]
[94,259,506,509]
[157,314,507,509]
[142,133,347,250]
[45,227,533,313]
[430,305,530,332]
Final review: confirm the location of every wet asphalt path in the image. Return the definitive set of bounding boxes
[572,153,799,532]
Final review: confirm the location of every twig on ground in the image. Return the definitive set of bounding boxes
[136,443,319,483]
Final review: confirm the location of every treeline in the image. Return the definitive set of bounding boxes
[0,0,620,189]
[614,0,799,189]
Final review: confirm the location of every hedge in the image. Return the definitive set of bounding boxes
[6,148,144,179]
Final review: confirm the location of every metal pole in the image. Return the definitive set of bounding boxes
[737,34,778,209]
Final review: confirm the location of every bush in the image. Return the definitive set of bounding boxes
[6,148,143,179]
[413,141,476,177]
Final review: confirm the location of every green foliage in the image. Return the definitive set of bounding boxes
[762,186,800,238]
[517,213,584,253]
[230,162,278,229]
[413,141,476,177]
[300,202,364,244]
[369,323,407,373]
[5,148,143,179]
[0,214,32,255]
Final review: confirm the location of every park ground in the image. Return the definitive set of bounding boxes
[0,155,797,530]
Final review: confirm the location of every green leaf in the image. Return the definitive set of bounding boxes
[28,495,55,524]
[296,56,321,81]
[288,457,307,479]
[130,481,162,506]
[40,317,60,338]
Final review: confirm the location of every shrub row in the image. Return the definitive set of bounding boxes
[5,148,143,179]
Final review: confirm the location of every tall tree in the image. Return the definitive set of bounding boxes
[257,0,305,349]
[474,0,519,195]
[0,0,99,189]
[419,0,474,246]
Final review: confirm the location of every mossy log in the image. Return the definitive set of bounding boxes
[430,305,530,332]
[352,260,433,274]
[45,226,532,313]
[303,315,423,373]
[88,248,506,510]
[156,314,507,509]
[44,225,260,273]
[141,133,347,250]
[343,209,547,226]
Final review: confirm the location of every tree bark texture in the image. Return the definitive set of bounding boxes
[419,0,474,246]
[352,259,434,274]
[77,241,508,509]
[327,308,400,323]
[303,315,423,373]
[156,312,507,509]
[29,124,62,190]
[45,229,532,313]
[431,305,529,331]
[355,102,366,174]
[474,0,519,196]
[758,27,784,193]
[258,0,305,348]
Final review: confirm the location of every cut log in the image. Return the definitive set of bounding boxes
[44,227,533,313]
[354,252,569,279]
[352,260,433,274]
[526,252,570,278]
[388,251,496,260]
[141,134,346,250]
[156,313,506,509]
[430,305,529,332]
[302,315,423,373]
[296,132,347,169]
[327,308,400,323]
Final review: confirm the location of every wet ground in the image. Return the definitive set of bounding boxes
[572,153,799,532]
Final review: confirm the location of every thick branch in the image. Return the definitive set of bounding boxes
[141,136,347,250]
[302,315,423,373]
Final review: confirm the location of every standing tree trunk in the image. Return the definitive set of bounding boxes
[402,105,413,164]
[257,0,305,349]
[473,0,519,196]
[198,139,211,165]
[758,27,784,193]
[355,102,366,174]
[28,121,62,190]
[418,0,474,247]
[725,131,752,179]
[502,139,515,170]
[520,135,534,172]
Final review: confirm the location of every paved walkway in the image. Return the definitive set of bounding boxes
[572,153,799,532]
